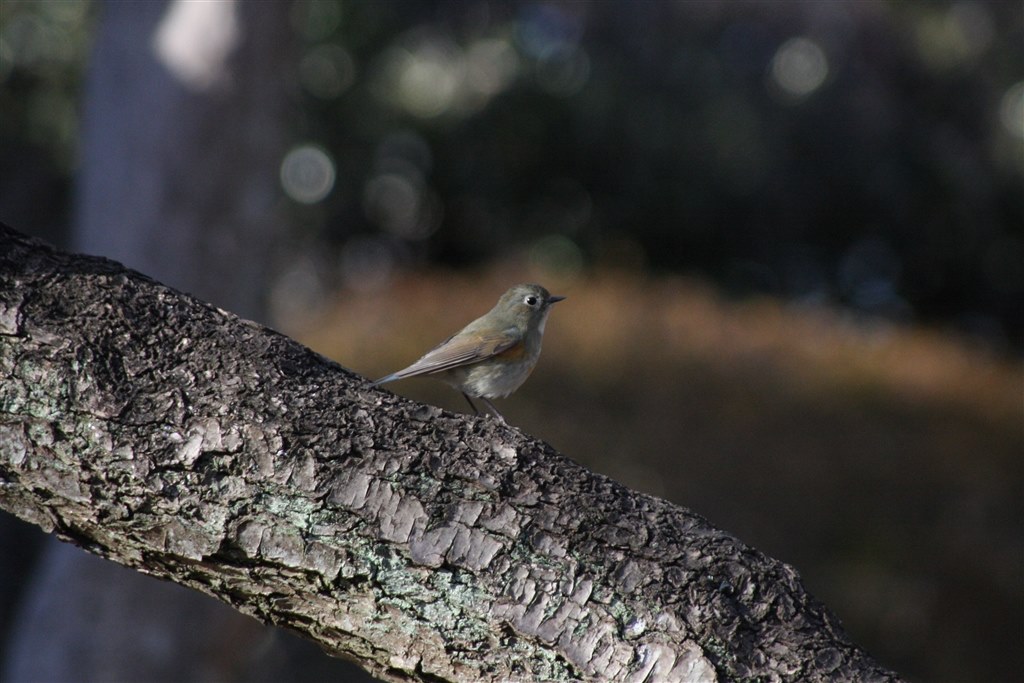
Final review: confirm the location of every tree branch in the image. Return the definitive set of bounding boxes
[0,224,902,682]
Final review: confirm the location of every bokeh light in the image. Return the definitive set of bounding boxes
[280,145,336,204]
[465,38,519,97]
[999,81,1024,139]
[913,1,994,71]
[152,0,239,91]
[373,33,464,118]
[371,29,523,119]
[769,36,828,99]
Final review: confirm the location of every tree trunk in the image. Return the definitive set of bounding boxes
[74,0,292,322]
[0,224,904,683]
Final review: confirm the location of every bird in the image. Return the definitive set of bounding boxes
[373,283,565,422]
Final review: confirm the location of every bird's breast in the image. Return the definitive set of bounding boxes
[449,352,539,399]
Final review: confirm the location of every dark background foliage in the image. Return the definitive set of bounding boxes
[4,0,1021,347]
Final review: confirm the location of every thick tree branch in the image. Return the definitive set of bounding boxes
[0,224,902,682]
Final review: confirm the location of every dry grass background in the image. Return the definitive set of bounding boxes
[290,265,1022,683]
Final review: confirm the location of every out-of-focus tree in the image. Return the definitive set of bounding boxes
[1,1,373,681]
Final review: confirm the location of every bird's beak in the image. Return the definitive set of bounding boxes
[547,295,566,304]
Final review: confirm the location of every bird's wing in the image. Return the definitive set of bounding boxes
[374,328,522,385]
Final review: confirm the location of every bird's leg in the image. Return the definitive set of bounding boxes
[479,397,507,423]
[462,393,481,415]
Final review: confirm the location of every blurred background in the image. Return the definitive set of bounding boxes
[0,1,1021,682]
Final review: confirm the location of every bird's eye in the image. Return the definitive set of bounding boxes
[525,295,538,306]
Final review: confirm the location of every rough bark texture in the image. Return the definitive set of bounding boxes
[0,225,904,683]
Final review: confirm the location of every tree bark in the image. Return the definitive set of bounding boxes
[0,225,903,683]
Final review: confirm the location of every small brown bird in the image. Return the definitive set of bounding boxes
[374,283,565,421]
